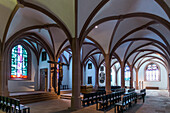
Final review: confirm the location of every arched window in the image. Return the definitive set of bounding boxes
[11,45,29,79]
[125,66,130,81]
[145,63,160,81]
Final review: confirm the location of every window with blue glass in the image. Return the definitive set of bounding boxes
[145,63,159,81]
[125,66,130,81]
[11,45,28,79]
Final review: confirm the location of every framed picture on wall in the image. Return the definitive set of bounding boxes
[88,76,92,84]
[88,63,92,69]
[100,66,104,71]
[42,51,47,61]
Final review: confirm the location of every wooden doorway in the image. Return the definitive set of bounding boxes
[40,68,48,91]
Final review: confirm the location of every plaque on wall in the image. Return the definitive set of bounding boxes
[88,63,92,69]
[42,51,47,61]
[99,72,105,83]
[100,66,104,71]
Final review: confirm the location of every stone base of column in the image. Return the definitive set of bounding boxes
[168,89,170,97]
[106,90,112,95]
[94,85,98,90]
[71,96,81,110]
[0,90,9,96]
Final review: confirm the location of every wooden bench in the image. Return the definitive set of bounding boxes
[96,92,121,111]
[128,88,135,93]
[137,89,146,103]
[0,96,30,113]
[82,91,106,106]
[115,92,137,113]
[115,88,125,95]
[60,85,69,90]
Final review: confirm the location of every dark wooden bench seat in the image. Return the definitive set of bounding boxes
[0,96,30,113]
[81,91,106,106]
[137,89,146,103]
[115,92,137,113]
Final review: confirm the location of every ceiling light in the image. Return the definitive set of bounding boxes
[95,26,98,29]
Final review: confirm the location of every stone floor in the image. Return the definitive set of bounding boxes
[1,90,170,113]
[23,90,170,113]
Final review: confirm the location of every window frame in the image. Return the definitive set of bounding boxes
[9,44,31,80]
[144,63,161,82]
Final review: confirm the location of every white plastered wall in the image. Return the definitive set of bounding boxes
[85,61,95,86]
[138,62,168,90]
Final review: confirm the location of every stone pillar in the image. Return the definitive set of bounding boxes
[115,70,118,86]
[47,63,51,92]
[135,69,139,89]
[95,66,99,89]
[71,38,81,110]
[80,63,83,85]
[0,55,9,96]
[83,64,86,85]
[121,63,125,88]
[130,65,133,88]
[105,54,111,94]
[50,64,54,92]
[0,56,3,95]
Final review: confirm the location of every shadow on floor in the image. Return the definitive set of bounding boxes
[125,104,143,113]
[50,109,74,113]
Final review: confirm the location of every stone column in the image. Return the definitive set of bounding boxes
[83,64,86,85]
[105,54,111,94]
[80,63,83,85]
[71,38,81,110]
[135,69,139,89]
[130,65,133,88]
[115,70,118,86]
[121,63,125,88]
[0,56,3,95]
[95,66,99,89]
[0,54,9,96]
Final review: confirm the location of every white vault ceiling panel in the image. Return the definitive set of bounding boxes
[27,0,75,37]
[77,0,102,37]
[0,0,17,41]
[6,7,55,42]
[88,20,117,54]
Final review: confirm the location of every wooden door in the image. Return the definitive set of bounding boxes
[40,69,48,91]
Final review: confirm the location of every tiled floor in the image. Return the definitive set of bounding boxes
[23,90,170,113]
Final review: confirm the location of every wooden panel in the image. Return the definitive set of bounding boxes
[146,87,159,90]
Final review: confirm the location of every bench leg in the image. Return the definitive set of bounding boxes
[121,106,124,113]
[23,109,26,113]
[142,95,145,103]
[28,108,30,113]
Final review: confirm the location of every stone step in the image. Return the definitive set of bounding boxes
[60,94,71,100]
[10,92,59,104]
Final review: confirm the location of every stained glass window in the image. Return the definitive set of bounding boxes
[125,66,130,81]
[11,45,28,79]
[146,63,159,81]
